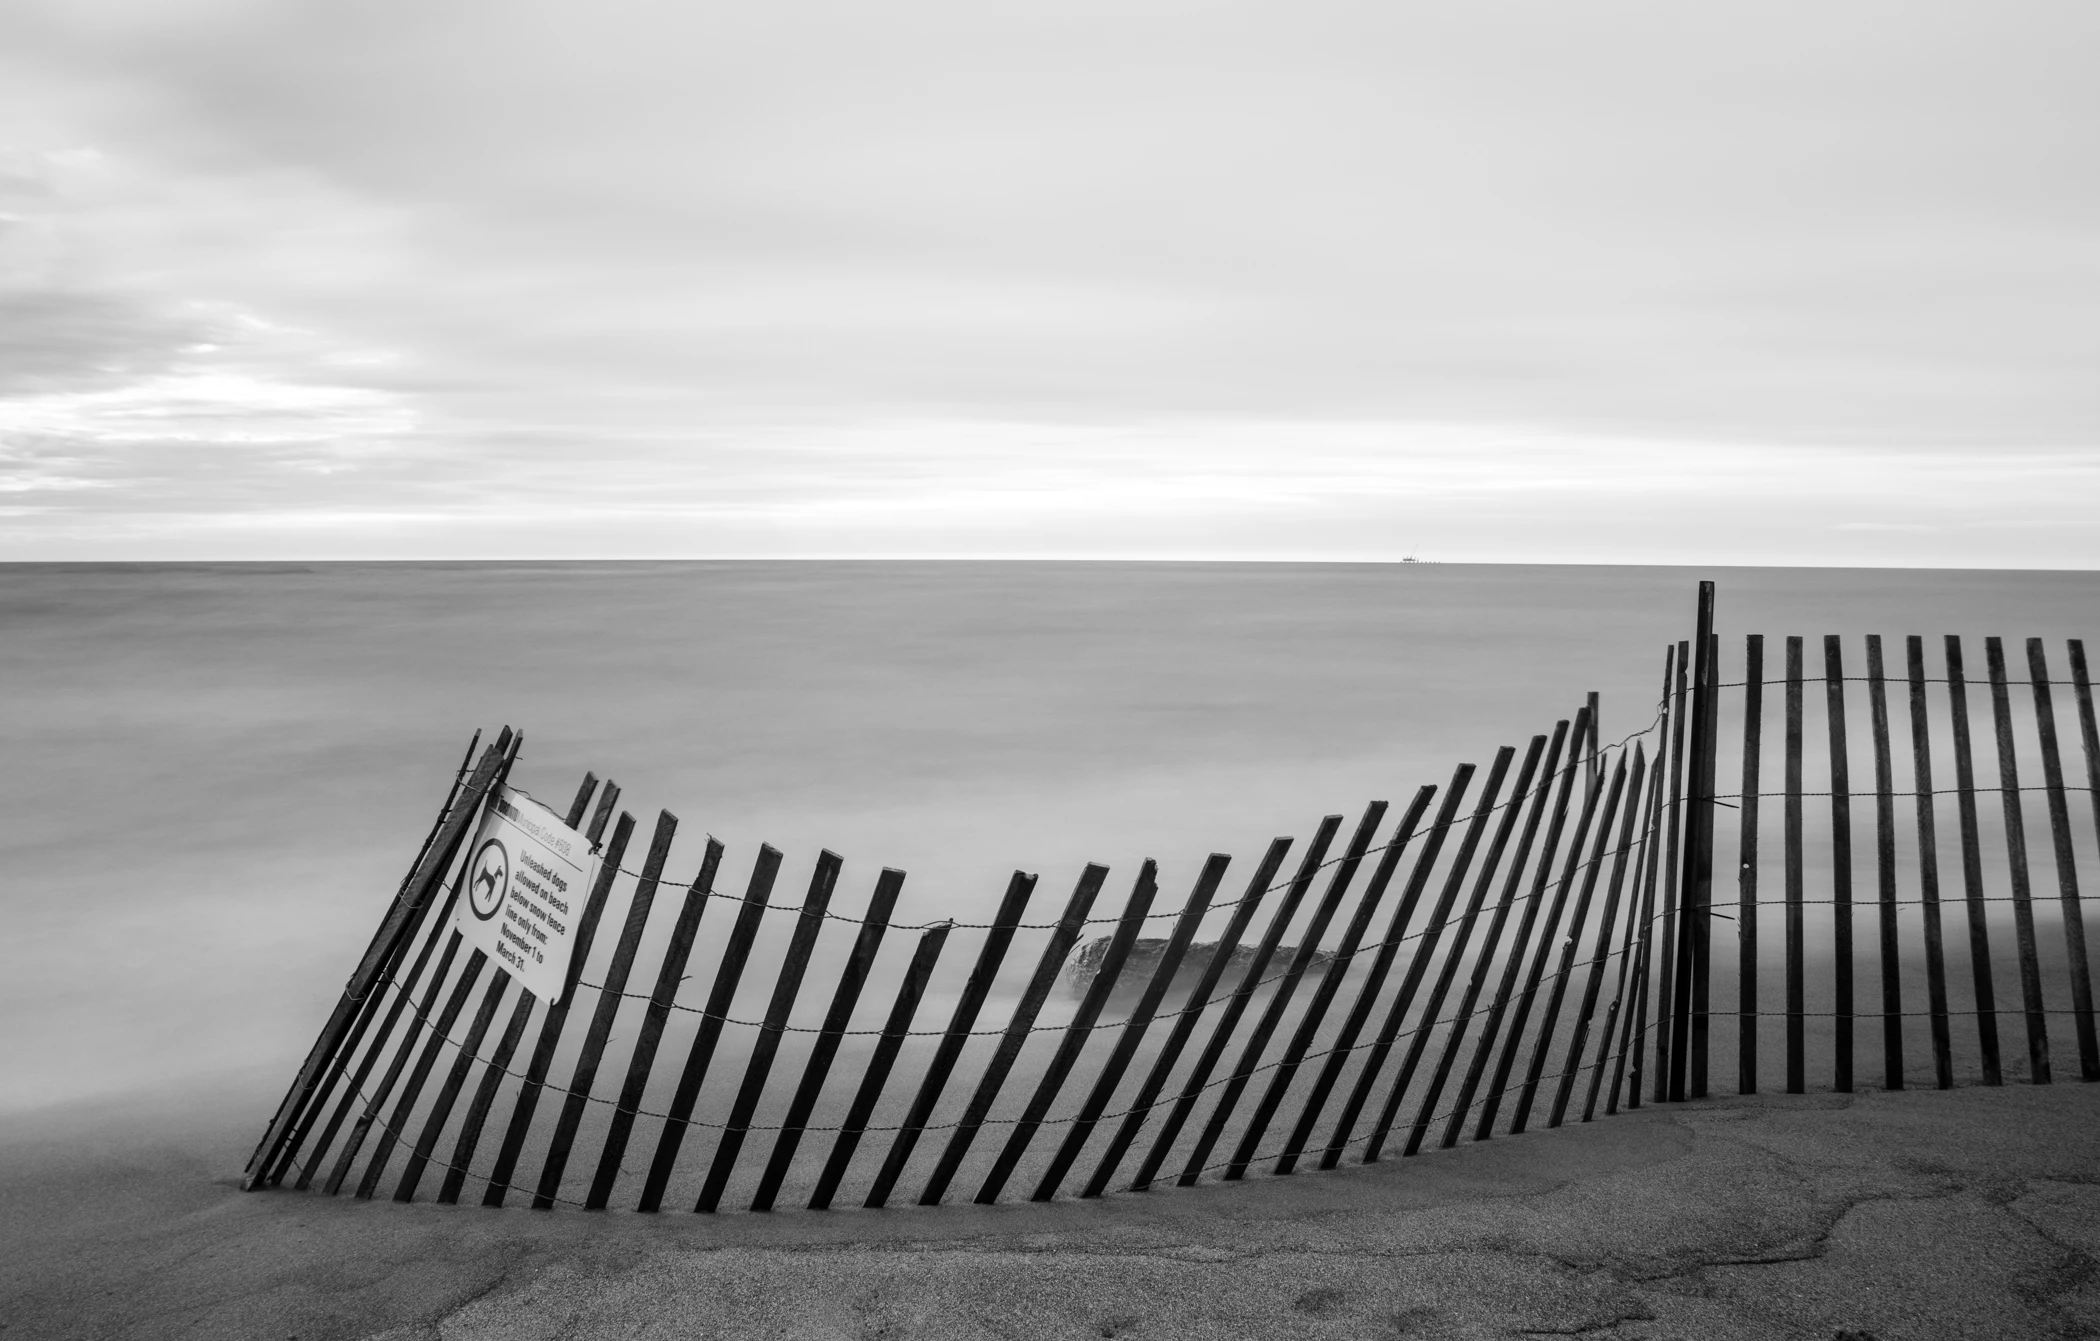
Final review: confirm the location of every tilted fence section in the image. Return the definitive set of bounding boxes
[242,584,2100,1214]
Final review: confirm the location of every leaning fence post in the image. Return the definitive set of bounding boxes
[1513,751,1630,1133]
[1655,642,1689,1102]
[1403,737,1551,1156]
[1945,637,2003,1084]
[1261,788,1444,1172]
[479,801,631,1206]
[1476,757,1604,1140]
[753,867,904,1211]
[1364,748,1533,1161]
[808,920,951,1210]
[1608,738,1670,1116]
[636,844,784,1212]
[919,864,1108,1206]
[1986,638,2052,1084]
[979,861,1160,1204]
[265,731,489,1188]
[1130,819,1339,1190]
[1435,723,1572,1145]
[863,872,1036,1209]
[356,947,491,1198]
[1560,746,1650,1126]
[585,838,726,1209]
[243,728,514,1189]
[696,850,845,1212]
[1348,757,1517,1164]
[533,809,681,1209]
[1085,840,1290,1198]
[2026,640,2099,1080]
[1036,852,1232,1202]
[1208,803,1391,1182]
[1905,637,1955,1090]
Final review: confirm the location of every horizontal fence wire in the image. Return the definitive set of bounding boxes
[550,693,1677,931]
[1716,677,2081,689]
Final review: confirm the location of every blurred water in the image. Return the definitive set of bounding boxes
[3,561,2096,1118]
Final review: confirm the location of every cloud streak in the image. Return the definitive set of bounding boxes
[1,0,2094,562]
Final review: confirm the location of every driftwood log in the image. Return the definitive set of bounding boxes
[1064,936,1334,1009]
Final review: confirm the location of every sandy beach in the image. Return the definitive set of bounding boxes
[5,1077,2098,1340]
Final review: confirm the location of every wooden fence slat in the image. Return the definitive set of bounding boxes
[290,877,462,1189]
[2073,640,2100,1069]
[862,871,1036,1209]
[1129,819,1343,1190]
[478,809,635,1205]
[809,921,951,1210]
[1403,736,1553,1156]
[1606,736,1670,1117]
[1469,709,1579,1141]
[2027,639,2099,1080]
[978,862,1161,1203]
[1360,747,1530,1161]
[1269,781,1452,1171]
[1473,761,1607,1139]
[1438,721,1575,1145]
[1621,660,1671,1114]
[478,805,630,1208]
[1343,756,1517,1165]
[1513,751,1631,1132]
[585,838,726,1209]
[357,947,491,1197]
[753,866,904,1211]
[1559,746,1650,1125]
[695,850,845,1212]
[1160,812,1352,1187]
[1207,803,1393,1182]
[438,986,536,1204]
[1654,641,1689,1103]
[430,763,617,1208]
[1085,840,1290,1198]
[532,810,681,1208]
[1944,637,2003,1084]
[1035,853,1232,1201]
[636,844,785,1212]
[1906,637,1955,1090]
[1866,636,1905,1090]
[1826,635,1856,1093]
[323,928,466,1194]
[1785,637,1806,1093]
[1739,635,1764,1094]
[248,729,514,1189]
[918,864,1110,1206]
[1312,767,1500,1168]
[1680,603,1720,1101]
[394,961,512,1202]
[265,731,488,1187]
[1986,638,2053,1083]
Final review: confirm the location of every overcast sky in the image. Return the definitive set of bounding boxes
[2,0,2093,563]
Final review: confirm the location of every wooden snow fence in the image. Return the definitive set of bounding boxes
[242,583,2100,1214]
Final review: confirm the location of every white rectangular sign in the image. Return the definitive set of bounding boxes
[453,785,598,1003]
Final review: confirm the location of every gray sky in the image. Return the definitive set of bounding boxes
[2,0,2094,563]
